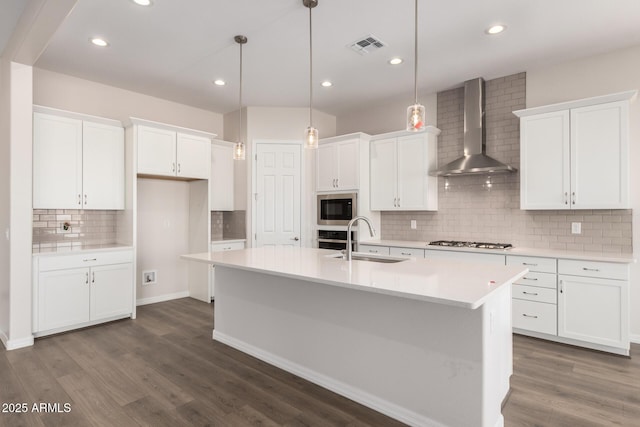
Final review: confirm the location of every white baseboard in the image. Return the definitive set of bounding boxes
[213,330,445,427]
[630,334,640,345]
[136,291,190,306]
[1,332,34,351]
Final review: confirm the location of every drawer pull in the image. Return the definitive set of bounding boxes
[522,314,538,319]
[522,263,538,266]
[582,267,600,272]
[522,291,538,296]
[83,258,97,262]
[522,277,538,281]
[401,252,411,256]
[369,250,378,253]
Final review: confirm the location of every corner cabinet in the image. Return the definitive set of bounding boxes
[134,119,213,180]
[210,141,235,211]
[514,91,636,210]
[369,128,439,211]
[32,248,135,337]
[33,108,125,210]
[316,135,363,191]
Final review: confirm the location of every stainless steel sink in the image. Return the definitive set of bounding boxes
[326,252,408,263]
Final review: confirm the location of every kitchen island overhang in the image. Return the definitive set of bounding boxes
[182,247,528,427]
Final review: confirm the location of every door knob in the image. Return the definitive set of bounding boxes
[291,237,300,241]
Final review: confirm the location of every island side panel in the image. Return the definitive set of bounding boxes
[213,266,505,427]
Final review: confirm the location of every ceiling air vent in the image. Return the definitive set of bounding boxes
[348,35,386,55]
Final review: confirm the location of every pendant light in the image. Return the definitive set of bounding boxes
[233,35,247,160]
[406,0,425,132]
[303,0,318,149]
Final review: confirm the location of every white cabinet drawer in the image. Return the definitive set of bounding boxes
[389,247,425,258]
[513,271,557,289]
[358,244,390,255]
[558,259,628,281]
[507,255,556,274]
[513,299,557,335]
[211,241,245,252]
[513,284,557,304]
[426,249,505,265]
[38,249,134,272]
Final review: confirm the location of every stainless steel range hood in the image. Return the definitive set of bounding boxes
[432,78,517,176]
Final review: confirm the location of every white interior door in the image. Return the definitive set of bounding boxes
[256,143,301,247]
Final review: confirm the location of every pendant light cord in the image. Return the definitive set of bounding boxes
[239,41,243,141]
[309,4,313,127]
[414,0,418,105]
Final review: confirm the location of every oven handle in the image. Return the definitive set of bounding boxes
[317,238,350,243]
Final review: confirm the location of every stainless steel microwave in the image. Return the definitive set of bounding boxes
[317,193,357,226]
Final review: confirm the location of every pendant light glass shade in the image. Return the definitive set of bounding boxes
[406,0,426,132]
[233,140,245,160]
[233,35,247,160]
[304,0,318,149]
[305,126,318,149]
[407,103,425,131]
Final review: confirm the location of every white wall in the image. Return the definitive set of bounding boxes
[33,68,223,134]
[243,107,337,247]
[337,92,437,135]
[136,179,190,302]
[0,58,10,345]
[524,44,640,340]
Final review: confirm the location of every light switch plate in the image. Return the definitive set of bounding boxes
[410,220,417,229]
[571,222,581,234]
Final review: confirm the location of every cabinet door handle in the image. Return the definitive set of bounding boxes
[522,291,539,296]
[564,192,568,205]
[83,258,97,262]
[393,197,397,207]
[572,191,576,205]
[522,314,538,319]
[397,198,400,207]
[401,252,411,256]
[178,163,181,173]
[559,280,564,293]
[582,267,600,272]
[336,178,339,187]
[369,249,378,253]
[522,263,538,266]
[92,272,95,283]
[172,162,176,172]
[523,277,538,281]
[85,272,89,284]
[84,194,87,205]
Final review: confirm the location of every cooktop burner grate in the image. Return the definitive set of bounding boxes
[428,240,513,250]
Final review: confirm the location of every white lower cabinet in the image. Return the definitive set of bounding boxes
[508,255,558,337]
[33,249,134,336]
[558,259,629,351]
[389,247,425,258]
[426,249,506,265]
[210,241,245,299]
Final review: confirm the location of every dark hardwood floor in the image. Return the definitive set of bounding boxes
[1,298,638,426]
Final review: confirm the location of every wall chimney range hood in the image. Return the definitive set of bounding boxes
[432,77,517,176]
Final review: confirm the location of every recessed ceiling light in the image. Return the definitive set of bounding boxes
[213,79,226,86]
[90,37,109,47]
[132,0,152,5]
[321,81,332,87]
[485,24,506,35]
[389,57,403,65]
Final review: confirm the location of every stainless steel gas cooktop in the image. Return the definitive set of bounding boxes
[428,240,513,250]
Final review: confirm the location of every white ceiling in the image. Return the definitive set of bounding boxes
[14,0,640,116]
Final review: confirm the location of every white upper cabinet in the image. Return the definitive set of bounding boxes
[316,138,359,191]
[515,91,635,210]
[370,128,439,211]
[33,109,124,210]
[135,121,213,180]
[210,141,234,211]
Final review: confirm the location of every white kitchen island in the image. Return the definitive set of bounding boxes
[182,247,528,427]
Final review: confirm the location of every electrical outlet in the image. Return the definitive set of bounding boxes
[410,220,417,229]
[142,270,157,285]
[571,222,581,234]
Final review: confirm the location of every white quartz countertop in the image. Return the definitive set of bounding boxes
[182,247,528,309]
[211,238,246,244]
[361,239,635,264]
[33,244,134,256]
